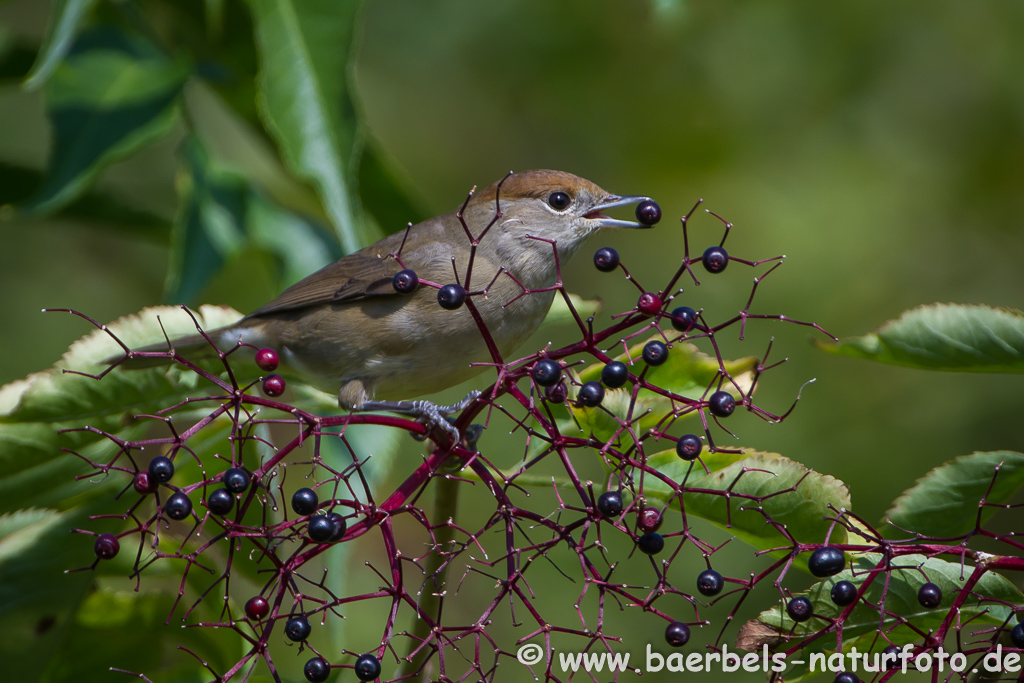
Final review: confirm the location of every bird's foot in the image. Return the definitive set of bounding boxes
[358,390,481,441]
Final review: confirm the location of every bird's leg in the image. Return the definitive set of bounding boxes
[356,390,482,441]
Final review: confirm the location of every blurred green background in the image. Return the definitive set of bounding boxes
[2,1,1023,681]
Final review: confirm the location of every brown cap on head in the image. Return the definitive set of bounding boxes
[472,170,608,206]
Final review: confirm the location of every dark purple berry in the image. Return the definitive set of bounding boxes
[307,515,336,543]
[392,269,419,294]
[262,374,286,397]
[835,673,860,683]
[637,532,665,555]
[665,621,690,647]
[696,569,724,597]
[292,487,319,516]
[255,348,279,372]
[353,653,382,681]
[165,491,193,521]
[1011,623,1024,648]
[94,533,120,560]
[707,391,736,417]
[206,488,234,516]
[544,381,568,403]
[702,246,729,273]
[671,306,698,333]
[601,361,629,388]
[808,547,846,577]
[918,582,942,608]
[148,455,174,484]
[284,615,311,642]
[245,595,270,620]
[635,199,662,225]
[532,359,561,387]
[642,340,669,366]
[133,471,157,495]
[597,491,623,517]
[675,434,702,461]
[786,596,813,623]
[882,644,902,669]
[638,507,662,532]
[830,580,857,606]
[222,467,250,494]
[304,657,331,683]
[577,381,605,407]
[437,283,467,310]
[593,247,620,272]
[328,512,347,542]
[637,292,662,316]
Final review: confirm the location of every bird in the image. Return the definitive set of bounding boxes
[120,170,657,436]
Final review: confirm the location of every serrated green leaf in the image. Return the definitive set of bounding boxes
[23,0,97,89]
[25,26,187,214]
[818,303,1024,372]
[250,0,372,252]
[540,293,603,331]
[885,451,1024,539]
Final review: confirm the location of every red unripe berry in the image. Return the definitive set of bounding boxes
[94,533,120,560]
[638,507,663,532]
[133,471,158,495]
[262,374,286,397]
[637,292,662,316]
[245,595,270,620]
[255,348,279,372]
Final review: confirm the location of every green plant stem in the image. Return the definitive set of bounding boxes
[398,472,459,680]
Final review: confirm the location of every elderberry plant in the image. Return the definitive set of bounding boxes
[7,189,1024,683]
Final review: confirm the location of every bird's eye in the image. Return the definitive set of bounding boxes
[547,191,571,211]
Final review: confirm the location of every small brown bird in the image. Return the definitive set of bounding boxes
[130,170,655,433]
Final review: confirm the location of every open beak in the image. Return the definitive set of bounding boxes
[584,195,655,229]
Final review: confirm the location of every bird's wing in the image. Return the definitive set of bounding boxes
[245,245,404,318]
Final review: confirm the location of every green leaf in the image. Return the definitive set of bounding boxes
[748,553,1024,678]
[539,293,603,331]
[26,27,188,214]
[23,0,97,90]
[818,303,1024,372]
[249,0,372,252]
[358,138,429,231]
[884,451,1024,539]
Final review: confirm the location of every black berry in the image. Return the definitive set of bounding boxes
[392,269,419,294]
[665,621,690,647]
[675,434,702,461]
[637,532,665,556]
[637,292,662,316]
[437,283,467,310]
[165,491,193,521]
[702,246,729,273]
[882,644,901,669]
[670,306,698,333]
[206,488,234,516]
[597,491,623,517]
[133,471,157,495]
[307,515,336,543]
[304,657,331,683]
[642,340,669,366]
[532,359,562,387]
[544,381,568,403]
[255,348,279,372]
[245,595,270,620]
[635,199,662,225]
[808,547,846,577]
[148,455,174,484]
[830,580,857,607]
[834,673,860,683]
[284,615,311,642]
[918,582,942,608]
[593,247,620,272]
[786,596,813,623]
[353,653,382,681]
[577,381,605,407]
[94,533,120,560]
[262,374,286,397]
[222,467,250,494]
[601,361,629,388]
[638,507,662,532]
[292,487,319,516]
[696,569,724,597]
[1011,622,1024,648]
[707,391,736,417]
[328,512,347,542]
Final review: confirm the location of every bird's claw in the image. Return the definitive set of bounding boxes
[359,390,481,442]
